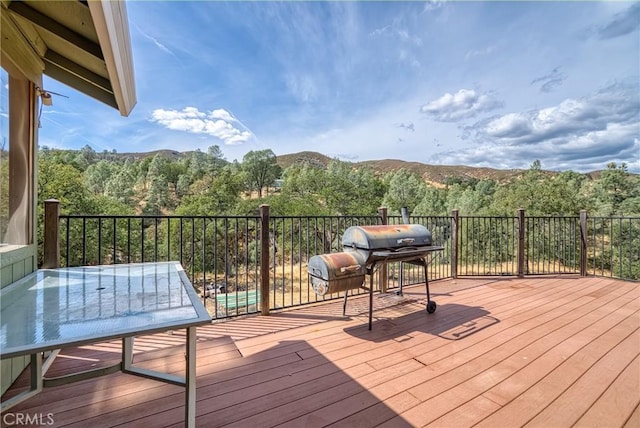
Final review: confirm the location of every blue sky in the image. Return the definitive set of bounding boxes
[39,1,639,173]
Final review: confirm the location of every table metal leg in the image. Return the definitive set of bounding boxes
[185,326,196,428]
[0,353,42,412]
[120,332,195,427]
[122,336,134,371]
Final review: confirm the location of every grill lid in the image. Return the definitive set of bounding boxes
[342,224,432,252]
[307,252,367,296]
[307,252,367,281]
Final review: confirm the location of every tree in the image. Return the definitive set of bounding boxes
[320,161,384,215]
[176,165,244,215]
[590,163,640,216]
[104,160,136,206]
[414,186,447,216]
[242,149,282,198]
[278,163,327,215]
[143,154,171,214]
[206,145,227,172]
[381,169,427,214]
[85,160,116,195]
[144,175,169,215]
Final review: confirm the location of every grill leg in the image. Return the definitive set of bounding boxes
[369,274,374,330]
[424,258,437,314]
[343,291,348,316]
[397,262,404,296]
[423,259,431,302]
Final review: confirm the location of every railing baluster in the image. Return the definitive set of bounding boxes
[98,217,102,265]
[82,217,86,265]
[141,217,145,263]
[167,218,171,262]
[154,217,159,262]
[190,218,195,280]
[65,217,70,267]
[202,216,206,300]
[179,218,183,266]
[112,217,117,264]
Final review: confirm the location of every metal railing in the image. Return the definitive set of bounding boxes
[42,201,639,320]
[585,216,640,279]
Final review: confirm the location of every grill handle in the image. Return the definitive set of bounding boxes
[396,238,415,244]
[340,265,362,273]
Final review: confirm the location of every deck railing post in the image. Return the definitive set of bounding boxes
[580,210,588,276]
[451,209,459,279]
[517,209,525,278]
[259,204,271,315]
[43,199,60,268]
[378,207,388,292]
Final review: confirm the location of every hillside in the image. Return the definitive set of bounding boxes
[88,149,617,186]
[276,151,529,185]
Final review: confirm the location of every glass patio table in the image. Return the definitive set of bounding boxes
[0,262,211,427]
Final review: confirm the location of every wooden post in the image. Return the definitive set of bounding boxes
[378,207,388,292]
[451,209,459,279]
[259,204,270,315]
[517,209,525,278]
[580,210,588,277]
[43,199,60,268]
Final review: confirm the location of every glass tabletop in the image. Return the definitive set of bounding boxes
[0,262,211,358]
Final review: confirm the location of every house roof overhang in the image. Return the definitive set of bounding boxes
[0,0,136,116]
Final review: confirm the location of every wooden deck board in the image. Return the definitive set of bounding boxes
[2,276,638,428]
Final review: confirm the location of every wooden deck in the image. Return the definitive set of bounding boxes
[3,276,639,427]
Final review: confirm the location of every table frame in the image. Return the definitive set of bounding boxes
[0,262,211,427]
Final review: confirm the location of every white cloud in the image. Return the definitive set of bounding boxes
[433,123,640,172]
[150,107,253,145]
[478,80,638,144]
[420,89,504,122]
[432,80,640,172]
[211,109,236,122]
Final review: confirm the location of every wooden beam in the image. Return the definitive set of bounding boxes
[44,50,112,94]
[8,1,104,60]
[0,10,44,83]
[44,60,117,109]
[43,200,60,269]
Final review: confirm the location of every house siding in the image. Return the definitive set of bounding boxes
[1,245,36,395]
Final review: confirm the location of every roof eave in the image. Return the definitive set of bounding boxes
[87,0,136,117]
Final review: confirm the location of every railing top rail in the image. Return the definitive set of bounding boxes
[588,216,640,220]
[269,215,381,220]
[455,215,518,219]
[525,216,580,219]
[60,214,261,220]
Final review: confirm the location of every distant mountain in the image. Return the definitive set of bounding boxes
[276,151,530,186]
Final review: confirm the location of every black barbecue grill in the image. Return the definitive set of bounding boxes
[308,224,444,330]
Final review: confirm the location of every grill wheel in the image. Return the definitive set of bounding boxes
[427,300,437,313]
